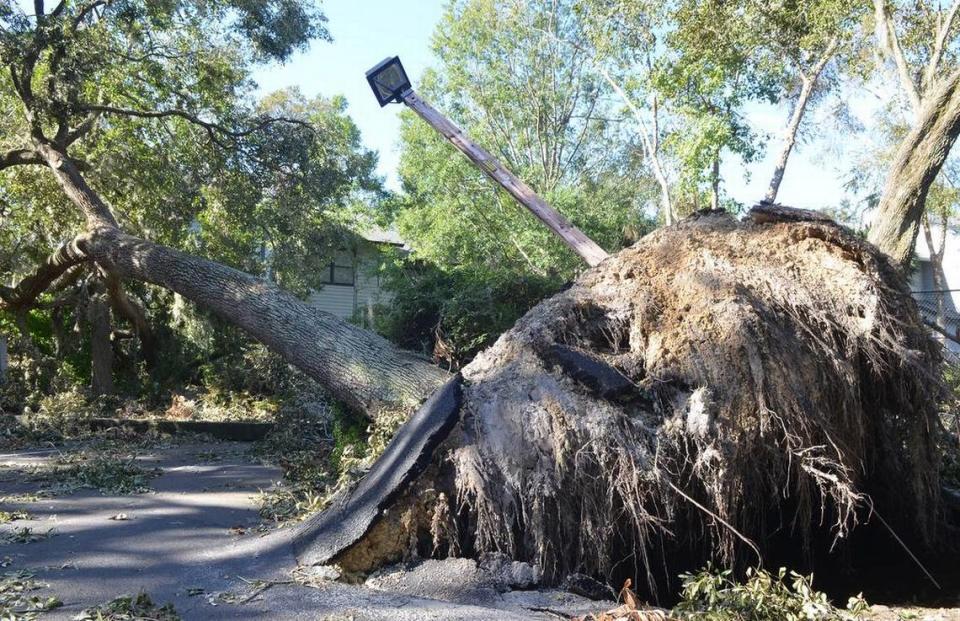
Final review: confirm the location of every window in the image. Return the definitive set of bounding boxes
[324,251,355,286]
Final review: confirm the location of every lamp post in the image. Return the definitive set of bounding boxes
[365,56,609,268]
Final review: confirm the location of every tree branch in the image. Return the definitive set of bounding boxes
[0,236,90,311]
[63,113,100,147]
[873,0,923,116]
[49,1,66,19]
[77,104,315,146]
[0,148,43,170]
[71,1,107,31]
[926,0,960,89]
[103,271,155,365]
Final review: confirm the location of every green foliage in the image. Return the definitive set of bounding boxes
[74,591,179,621]
[28,450,161,495]
[389,0,655,362]
[253,398,337,522]
[329,403,368,473]
[15,389,105,442]
[254,394,409,522]
[673,566,869,620]
[0,1,377,410]
[395,0,653,275]
[376,256,564,364]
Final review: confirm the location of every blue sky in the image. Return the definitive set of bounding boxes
[252,0,447,193]
[252,0,863,213]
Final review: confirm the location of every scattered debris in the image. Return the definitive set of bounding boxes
[73,591,179,621]
[0,570,61,619]
[1,527,54,544]
[0,510,31,523]
[26,450,160,495]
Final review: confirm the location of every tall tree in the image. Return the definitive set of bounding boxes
[756,0,862,202]
[380,0,654,364]
[393,0,653,279]
[576,0,677,224]
[866,0,960,265]
[656,0,779,212]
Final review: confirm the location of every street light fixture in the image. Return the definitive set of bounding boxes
[365,56,608,267]
[365,56,412,107]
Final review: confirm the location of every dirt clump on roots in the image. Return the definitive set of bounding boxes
[440,207,943,591]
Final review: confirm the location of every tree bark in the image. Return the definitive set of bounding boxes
[87,280,114,396]
[74,228,449,415]
[104,274,155,366]
[0,238,89,311]
[765,84,810,203]
[0,336,7,385]
[596,68,673,225]
[868,70,960,265]
[710,153,720,211]
[921,216,949,333]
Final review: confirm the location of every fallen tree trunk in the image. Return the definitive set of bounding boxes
[296,206,945,595]
[14,144,450,419]
[76,226,450,417]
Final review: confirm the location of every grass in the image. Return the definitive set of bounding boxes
[73,592,179,621]
[0,570,62,619]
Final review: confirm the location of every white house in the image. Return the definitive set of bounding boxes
[306,225,404,327]
[909,225,960,357]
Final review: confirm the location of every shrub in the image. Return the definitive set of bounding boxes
[673,566,869,620]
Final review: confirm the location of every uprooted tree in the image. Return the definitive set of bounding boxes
[293,206,946,594]
[0,0,954,595]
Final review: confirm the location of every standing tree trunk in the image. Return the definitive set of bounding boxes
[710,152,721,211]
[922,215,949,332]
[764,41,837,203]
[87,279,114,396]
[0,336,7,385]
[597,69,674,225]
[868,70,960,265]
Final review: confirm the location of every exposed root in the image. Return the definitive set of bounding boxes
[434,209,942,590]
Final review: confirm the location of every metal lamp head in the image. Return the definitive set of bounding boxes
[366,56,412,107]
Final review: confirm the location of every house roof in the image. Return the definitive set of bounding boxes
[359,225,406,246]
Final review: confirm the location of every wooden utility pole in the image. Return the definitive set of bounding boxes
[402,90,610,267]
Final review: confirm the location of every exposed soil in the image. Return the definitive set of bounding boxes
[313,207,951,603]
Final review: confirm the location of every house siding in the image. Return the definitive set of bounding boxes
[308,284,355,319]
[306,243,395,324]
